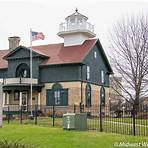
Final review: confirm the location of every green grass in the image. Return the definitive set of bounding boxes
[0,139,29,148]
[3,116,148,136]
[108,117,148,126]
[0,123,148,148]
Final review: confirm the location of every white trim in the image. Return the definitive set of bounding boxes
[6,92,9,105]
[19,92,22,106]
[38,92,41,107]
[2,92,5,107]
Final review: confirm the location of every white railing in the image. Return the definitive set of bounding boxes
[21,78,38,84]
[3,78,38,85]
[59,22,94,33]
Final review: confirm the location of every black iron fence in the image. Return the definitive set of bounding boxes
[2,104,148,136]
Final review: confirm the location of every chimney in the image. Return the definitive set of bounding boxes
[8,36,21,51]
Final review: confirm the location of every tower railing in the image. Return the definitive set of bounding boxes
[59,22,94,33]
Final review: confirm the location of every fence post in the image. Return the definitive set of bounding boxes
[20,106,22,124]
[35,105,38,125]
[99,104,103,132]
[7,105,10,124]
[74,104,76,113]
[80,102,84,113]
[133,105,136,136]
[52,105,55,126]
[79,103,81,113]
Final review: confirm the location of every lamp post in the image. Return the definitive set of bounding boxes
[100,85,105,106]
[99,70,107,132]
[99,84,105,132]
[122,106,125,117]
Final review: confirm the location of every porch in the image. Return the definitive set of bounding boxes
[2,84,43,111]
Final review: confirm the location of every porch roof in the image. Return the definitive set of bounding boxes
[3,84,44,91]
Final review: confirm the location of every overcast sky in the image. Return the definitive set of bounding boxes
[0,0,148,55]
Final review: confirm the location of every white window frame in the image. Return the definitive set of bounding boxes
[54,90,61,105]
[101,70,105,84]
[87,66,90,80]
[94,51,97,58]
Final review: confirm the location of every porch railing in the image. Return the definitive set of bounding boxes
[3,78,38,85]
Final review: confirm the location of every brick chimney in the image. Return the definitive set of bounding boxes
[8,36,20,51]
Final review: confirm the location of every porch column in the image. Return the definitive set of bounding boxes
[6,92,9,105]
[38,92,41,109]
[19,91,22,106]
[2,92,6,107]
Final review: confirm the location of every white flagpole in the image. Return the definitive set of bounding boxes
[30,28,33,117]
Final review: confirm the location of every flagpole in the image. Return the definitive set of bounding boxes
[30,28,33,117]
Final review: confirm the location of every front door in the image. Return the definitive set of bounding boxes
[22,91,28,111]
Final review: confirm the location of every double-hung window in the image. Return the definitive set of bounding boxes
[54,91,61,105]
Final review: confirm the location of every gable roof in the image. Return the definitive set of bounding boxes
[3,45,49,59]
[33,39,97,65]
[0,38,113,73]
[96,40,113,74]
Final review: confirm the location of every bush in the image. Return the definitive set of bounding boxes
[136,112,148,119]
[0,139,32,148]
[55,111,63,118]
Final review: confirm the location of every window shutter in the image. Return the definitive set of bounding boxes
[46,90,54,106]
[61,89,68,106]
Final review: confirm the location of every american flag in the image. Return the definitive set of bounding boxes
[31,31,45,41]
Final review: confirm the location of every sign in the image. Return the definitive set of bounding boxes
[100,85,105,106]
[0,83,2,127]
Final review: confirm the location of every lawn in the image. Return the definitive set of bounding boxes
[108,117,148,126]
[0,123,148,148]
[3,116,148,136]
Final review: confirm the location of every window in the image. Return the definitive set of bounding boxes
[101,70,105,84]
[85,84,91,107]
[94,51,97,58]
[14,91,19,101]
[87,66,90,80]
[78,18,83,25]
[23,70,27,77]
[46,83,68,106]
[54,90,61,105]
[16,63,30,78]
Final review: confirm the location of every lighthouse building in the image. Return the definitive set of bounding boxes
[0,10,112,109]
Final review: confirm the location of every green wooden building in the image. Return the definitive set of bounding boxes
[0,10,112,109]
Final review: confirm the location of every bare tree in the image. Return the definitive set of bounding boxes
[110,14,148,109]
